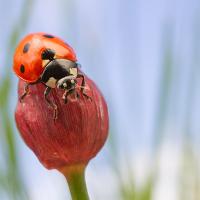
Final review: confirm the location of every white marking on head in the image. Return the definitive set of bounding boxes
[46,77,57,88]
[70,68,78,76]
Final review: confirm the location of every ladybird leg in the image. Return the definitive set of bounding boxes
[77,73,85,91]
[67,89,76,100]
[19,83,30,102]
[62,88,75,104]
[71,79,79,99]
[19,78,41,102]
[62,90,68,104]
[76,90,80,99]
[77,73,92,100]
[44,87,58,120]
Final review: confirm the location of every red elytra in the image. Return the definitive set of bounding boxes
[13,33,77,83]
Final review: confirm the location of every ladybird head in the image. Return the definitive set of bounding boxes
[13,33,77,83]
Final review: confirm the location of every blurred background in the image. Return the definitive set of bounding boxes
[0,0,200,199]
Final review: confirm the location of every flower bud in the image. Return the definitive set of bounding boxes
[15,74,109,171]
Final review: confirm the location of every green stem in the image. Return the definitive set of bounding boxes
[61,164,90,200]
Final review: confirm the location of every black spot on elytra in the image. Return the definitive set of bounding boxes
[43,34,54,38]
[23,43,30,53]
[20,64,25,73]
[41,49,55,61]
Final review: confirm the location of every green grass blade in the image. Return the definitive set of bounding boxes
[0,0,34,199]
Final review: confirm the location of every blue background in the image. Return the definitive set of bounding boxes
[0,0,200,199]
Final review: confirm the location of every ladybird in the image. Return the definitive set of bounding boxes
[13,33,90,120]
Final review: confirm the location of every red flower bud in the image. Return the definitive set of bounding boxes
[15,74,109,171]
